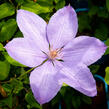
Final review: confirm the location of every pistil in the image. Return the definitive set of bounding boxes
[49,50,58,59]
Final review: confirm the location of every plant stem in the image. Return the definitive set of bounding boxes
[17,67,35,80]
[9,0,14,6]
[40,105,43,109]
[17,58,48,80]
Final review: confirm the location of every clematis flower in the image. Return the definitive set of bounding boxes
[5,6,107,104]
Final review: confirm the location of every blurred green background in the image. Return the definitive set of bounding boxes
[0,0,109,109]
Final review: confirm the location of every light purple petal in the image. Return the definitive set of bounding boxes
[5,38,46,67]
[47,6,78,49]
[62,36,107,66]
[59,63,97,96]
[17,9,49,52]
[30,61,62,104]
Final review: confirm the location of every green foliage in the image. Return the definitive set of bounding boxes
[0,20,5,29]
[15,0,24,5]
[104,38,109,55]
[88,6,99,16]
[0,3,15,20]
[36,0,54,7]
[14,30,23,38]
[105,67,109,85]
[25,91,41,109]
[81,95,92,105]
[0,43,4,51]
[106,0,109,11]
[78,13,91,32]
[54,0,65,10]
[21,2,53,15]
[72,93,92,109]
[97,8,108,18]
[94,23,109,41]
[2,83,13,95]
[11,79,24,94]
[2,78,24,95]
[0,19,17,42]
[0,60,10,80]
[72,95,81,109]
[89,65,100,74]
[59,87,92,109]
[0,95,13,108]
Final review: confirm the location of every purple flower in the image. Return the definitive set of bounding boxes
[5,6,107,104]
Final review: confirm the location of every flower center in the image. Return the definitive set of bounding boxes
[49,50,58,59]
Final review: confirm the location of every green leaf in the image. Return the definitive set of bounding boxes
[94,23,109,41]
[2,84,13,95]
[64,90,73,109]
[78,14,91,32]
[104,38,109,55]
[54,0,59,3]
[105,39,109,46]
[0,60,10,80]
[0,43,4,51]
[3,79,24,95]
[0,19,17,42]
[2,52,27,67]
[37,0,53,7]
[72,97,81,109]
[88,6,99,17]
[106,0,109,12]
[0,20,5,29]
[25,91,41,108]
[81,95,92,104]
[15,0,24,5]
[14,30,23,38]
[11,79,24,94]
[21,2,52,15]
[39,13,51,21]
[6,95,13,108]
[105,67,109,85]
[97,8,108,18]
[0,3,15,20]
[55,0,65,10]
[62,82,68,86]
[51,93,61,106]
[0,95,12,108]
[89,65,100,74]
[60,87,66,96]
